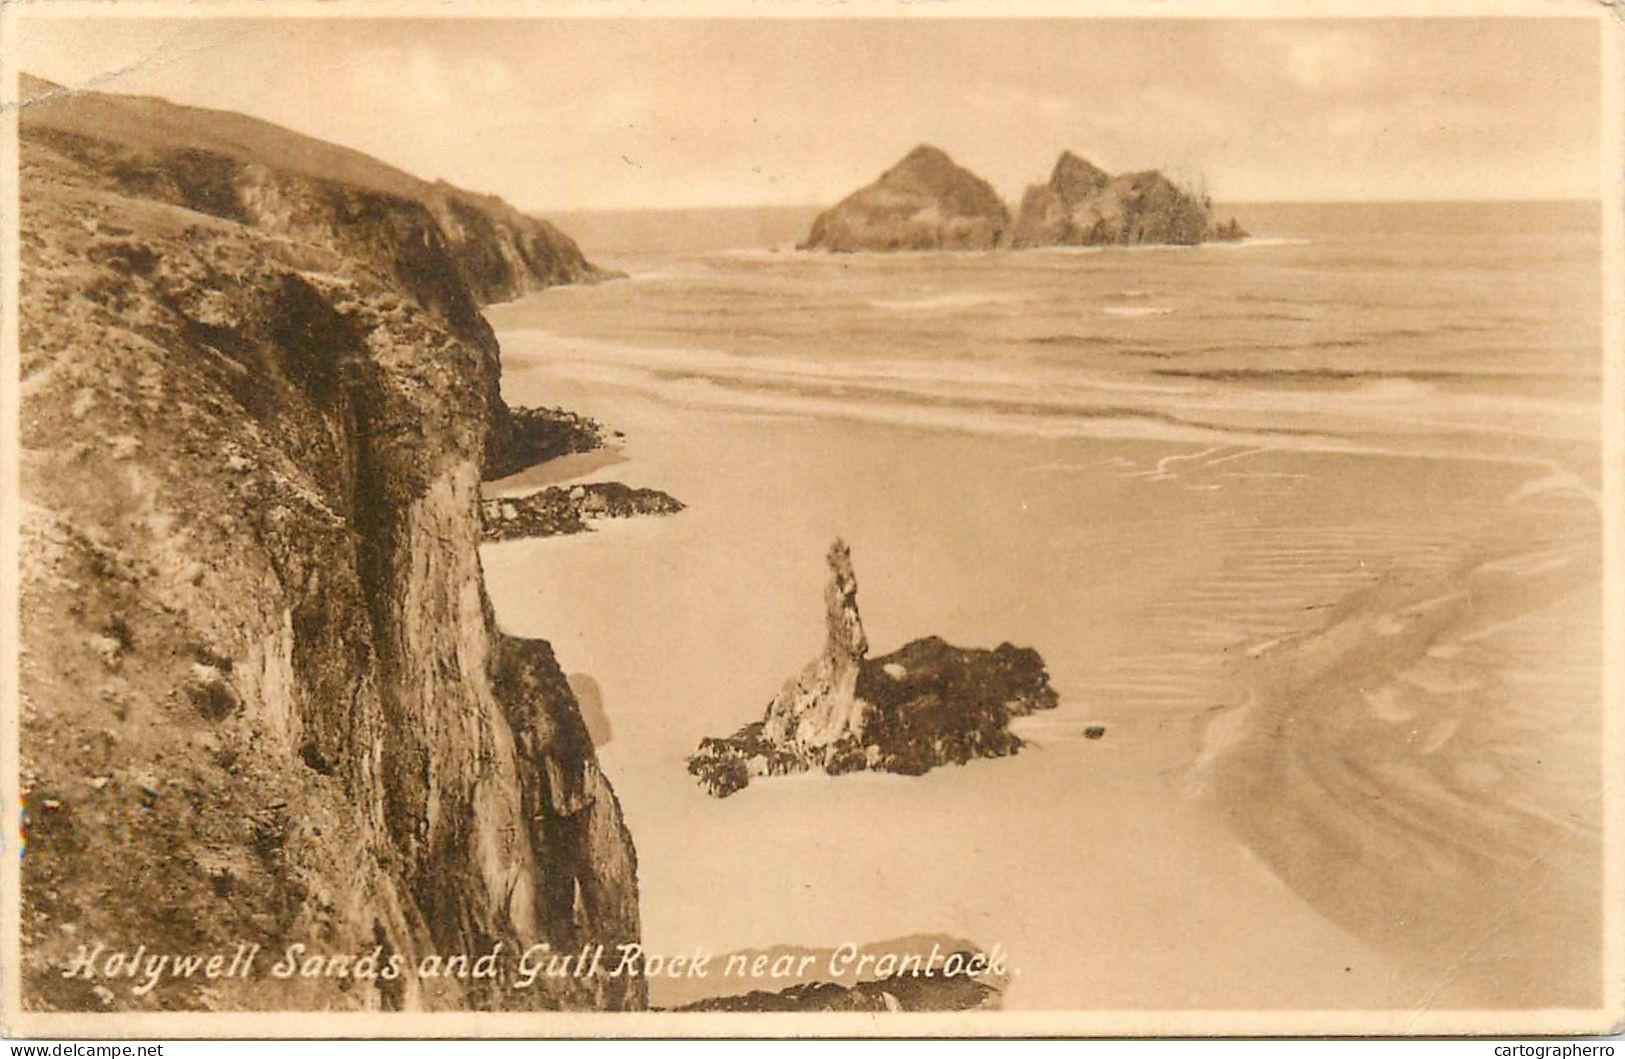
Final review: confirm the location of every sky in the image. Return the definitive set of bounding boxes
[9,15,1605,211]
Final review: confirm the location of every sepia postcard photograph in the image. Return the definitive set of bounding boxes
[0,0,1620,1041]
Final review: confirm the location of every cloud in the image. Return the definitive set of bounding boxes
[344,42,517,116]
[1263,28,1382,94]
[16,17,1600,208]
[407,46,451,110]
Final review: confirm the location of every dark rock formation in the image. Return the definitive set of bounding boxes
[799,145,1011,252]
[566,673,614,748]
[1009,150,1247,248]
[480,482,685,542]
[688,540,1057,796]
[801,144,1248,253]
[484,405,610,483]
[855,636,1054,775]
[17,74,642,1011]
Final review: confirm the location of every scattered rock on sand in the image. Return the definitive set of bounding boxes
[479,481,684,542]
[688,538,1058,797]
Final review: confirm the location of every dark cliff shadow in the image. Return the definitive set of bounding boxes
[566,672,614,748]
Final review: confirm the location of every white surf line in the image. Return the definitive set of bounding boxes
[1202,446,1271,468]
[1243,632,1303,658]
[1507,463,1601,505]
[1118,444,1230,480]
[1454,609,1548,646]
[1026,459,1100,474]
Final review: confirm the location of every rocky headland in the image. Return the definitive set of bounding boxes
[799,145,1011,252]
[687,540,1058,797]
[481,482,685,543]
[18,74,643,1012]
[802,144,1246,253]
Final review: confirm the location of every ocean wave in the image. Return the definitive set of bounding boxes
[1024,333,1168,351]
[500,329,1591,461]
[1202,236,1313,250]
[1507,468,1600,505]
[704,247,806,262]
[1152,366,1582,387]
[753,246,1005,263]
[505,328,1191,399]
[1015,236,1311,258]
[1021,242,1192,258]
[1101,305,1174,318]
[869,291,1030,312]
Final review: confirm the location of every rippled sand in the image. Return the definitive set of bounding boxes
[1194,531,1602,1007]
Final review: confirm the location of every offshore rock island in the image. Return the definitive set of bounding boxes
[798,145,1011,252]
[687,540,1059,797]
[801,144,1246,253]
[1009,150,1246,248]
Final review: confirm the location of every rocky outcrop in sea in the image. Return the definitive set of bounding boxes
[1009,150,1247,248]
[687,540,1058,797]
[799,145,1011,252]
[17,73,642,1012]
[801,144,1246,252]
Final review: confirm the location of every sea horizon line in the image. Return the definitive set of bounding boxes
[530,196,1603,217]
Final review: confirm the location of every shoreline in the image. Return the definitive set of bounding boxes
[490,327,1600,482]
[486,445,632,495]
[479,194,1603,1010]
[480,319,1597,1010]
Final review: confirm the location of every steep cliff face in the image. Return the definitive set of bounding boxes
[424,181,612,305]
[799,145,1010,252]
[17,78,643,1011]
[1008,150,1244,248]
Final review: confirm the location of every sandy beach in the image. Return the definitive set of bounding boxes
[479,330,1600,1010]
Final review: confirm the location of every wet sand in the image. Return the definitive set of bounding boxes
[484,445,630,497]
[481,349,1601,1011]
[1194,536,1603,1007]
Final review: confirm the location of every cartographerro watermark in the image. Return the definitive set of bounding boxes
[60,942,1011,996]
